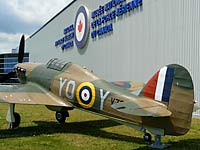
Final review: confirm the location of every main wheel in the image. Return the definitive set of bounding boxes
[144,133,152,142]
[9,112,21,129]
[55,111,68,123]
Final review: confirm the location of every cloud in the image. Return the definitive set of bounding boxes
[0,0,72,53]
[6,0,70,24]
[0,0,71,34]
[0,32,29,53]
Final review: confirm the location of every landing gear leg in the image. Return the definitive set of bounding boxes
[6,104,21,129]
[55,111,69,123]
[149,135,170,149]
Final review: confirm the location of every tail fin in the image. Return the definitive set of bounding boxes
[141,64,194,135]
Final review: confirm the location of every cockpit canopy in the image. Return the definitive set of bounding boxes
[46,58,71,71]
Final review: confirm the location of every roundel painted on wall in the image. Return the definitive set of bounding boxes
[74,6,90,49]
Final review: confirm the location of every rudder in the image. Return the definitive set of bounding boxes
[142,64,194,135]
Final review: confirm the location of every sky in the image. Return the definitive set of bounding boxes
[0,0,72,53]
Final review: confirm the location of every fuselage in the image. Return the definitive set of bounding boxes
[15,60,191,136]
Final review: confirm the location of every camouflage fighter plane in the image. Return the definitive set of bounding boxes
[0,36,195,149]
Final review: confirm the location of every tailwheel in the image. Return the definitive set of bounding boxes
[143,133,152,142]
[55,111,69,123]
[9,112,21,129]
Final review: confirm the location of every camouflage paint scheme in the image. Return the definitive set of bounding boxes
[0,58,194,137]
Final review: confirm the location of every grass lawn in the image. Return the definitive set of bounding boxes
[0,104,200,150]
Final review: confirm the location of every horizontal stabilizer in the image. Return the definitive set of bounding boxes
[111,81,144,93]
[111,100,171,117]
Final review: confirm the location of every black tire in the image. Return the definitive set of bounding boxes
[56,111,68,123]
[143,133,152,142]
[9,112,21,129]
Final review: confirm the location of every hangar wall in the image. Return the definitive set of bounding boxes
[26,0,200,115]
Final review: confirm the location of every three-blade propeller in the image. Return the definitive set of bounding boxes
[0,35,25,83]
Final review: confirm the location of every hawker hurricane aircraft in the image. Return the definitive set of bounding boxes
[0,36,195,149]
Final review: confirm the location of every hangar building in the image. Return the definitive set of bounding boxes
[26,0,200,116]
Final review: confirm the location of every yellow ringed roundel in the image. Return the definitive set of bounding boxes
[76,82,96,109]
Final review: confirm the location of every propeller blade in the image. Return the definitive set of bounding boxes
[0,34,25,83]
[18,35,25,63]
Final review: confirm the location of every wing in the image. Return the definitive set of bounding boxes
[111,81,144,95]
[0,82,73,107]
[111,97,171,117]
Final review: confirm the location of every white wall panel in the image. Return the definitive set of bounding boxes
[27,0,200,115]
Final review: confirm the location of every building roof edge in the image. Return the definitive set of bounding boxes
[29,0,77,39]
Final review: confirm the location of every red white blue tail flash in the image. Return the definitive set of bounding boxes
[143,66,174,102]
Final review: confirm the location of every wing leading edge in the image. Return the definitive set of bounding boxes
[0,82,73,107]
